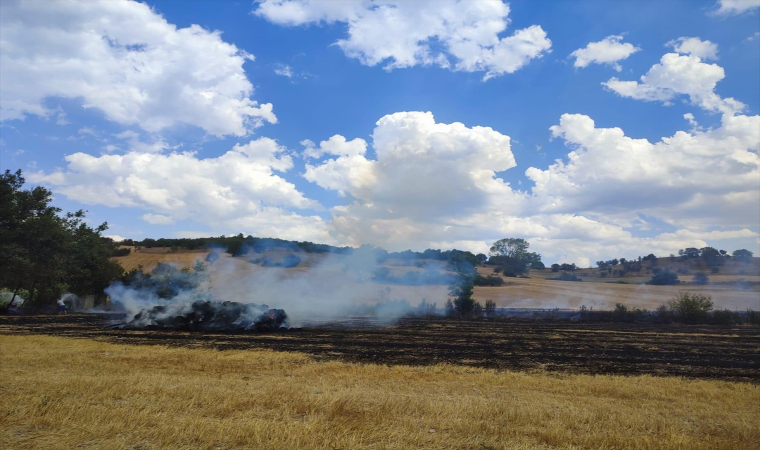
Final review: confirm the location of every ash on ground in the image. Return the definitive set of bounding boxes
[119,300,287,332]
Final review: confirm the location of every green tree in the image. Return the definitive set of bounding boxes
[0,170,123,309]
[649,270,679,285]
[732,249,753,263]
[448,275,475,317]
[64,216,124,299]
[489,238,529,259]
[667,292,713,324]
[447,252,478,317]
[488,238,543,275]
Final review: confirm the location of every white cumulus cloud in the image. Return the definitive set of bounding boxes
[666,37,719,60]
[141,213,175,225]
[713,0,760,16]
[254,0,551,80]
[28,137,331,242]
[602,42,745,114]
[299,110,759,262]
[0,0,275,136]
[570,35,640,71]
[527,112,760,228]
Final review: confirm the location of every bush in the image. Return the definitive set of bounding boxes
[258,254,301,268]
[612,303,646,322]
[667,292,713,324]
[110,247,131,257]
[474,275,505,286]
[656,304,673,323]
[692,272,709,285]
[649,270,679,285]
[710,309,741,326]
[484,300,496,317]
[548,272,582,282]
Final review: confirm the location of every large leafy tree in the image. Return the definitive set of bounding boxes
[488,238,544,276]
[489,238,529,259]
[1,170,123,309]
[732,249,753,263]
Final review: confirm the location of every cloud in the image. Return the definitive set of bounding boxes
[666,37,719,60]
[28,137,331,242]
[527,112,759,228]
[141,213,175,225]
[254,0,551,80]
[0,0,275,136]
[114,130,172,154]
[297,109,759,264]
[602,42,745,114]
[305,111,521,228]
[713,0,760,16]
[78,127,97,137]
[273,63,294,78]
[302,111,524,248]
[570,35,640,71]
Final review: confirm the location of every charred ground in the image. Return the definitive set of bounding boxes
[1,314,757,382]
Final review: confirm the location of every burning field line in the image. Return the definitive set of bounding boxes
[2,335,759,450]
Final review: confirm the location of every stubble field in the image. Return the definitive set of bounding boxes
[2,333,759,450]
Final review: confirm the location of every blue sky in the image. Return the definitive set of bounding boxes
[1,0,759,265]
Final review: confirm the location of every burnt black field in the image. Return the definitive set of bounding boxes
[1,313,758,382]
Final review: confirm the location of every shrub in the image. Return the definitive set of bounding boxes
[484,300,496,317]
[612,303,645,322]
[474,275,505,286]
[649,270,679,285]
[667,292,713,324]
[656,304,673,323]
[111,247,131,257]
[281,254,302,268]
[548,272,582,282]
[710,309,741,326]
[259,254,301,268]
[692,272,709,285]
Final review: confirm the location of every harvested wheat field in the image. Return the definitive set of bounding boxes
[2,335,759,450]
[112,248,211,272]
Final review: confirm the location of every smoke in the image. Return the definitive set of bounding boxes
[105,246,454,329]
[207,248,451,325]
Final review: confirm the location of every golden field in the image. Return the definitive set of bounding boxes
[2,334,758,450]
[112,248,760,311]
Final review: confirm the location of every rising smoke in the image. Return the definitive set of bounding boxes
[105,245,455,330]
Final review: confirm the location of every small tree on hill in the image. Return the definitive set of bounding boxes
[732,249,753,263]
[649,270,679,285]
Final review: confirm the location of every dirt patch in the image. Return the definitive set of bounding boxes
[1,314,758,382]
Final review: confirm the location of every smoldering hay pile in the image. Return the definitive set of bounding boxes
[118,299,288,332]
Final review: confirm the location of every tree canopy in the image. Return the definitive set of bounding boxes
[0,170,123,309]
[488,238,543,276]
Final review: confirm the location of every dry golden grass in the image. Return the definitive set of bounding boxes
[112,249,210,272]
[2,335,758,450]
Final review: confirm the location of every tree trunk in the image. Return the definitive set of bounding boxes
[8,287,19,308]
[28,277,36,311]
